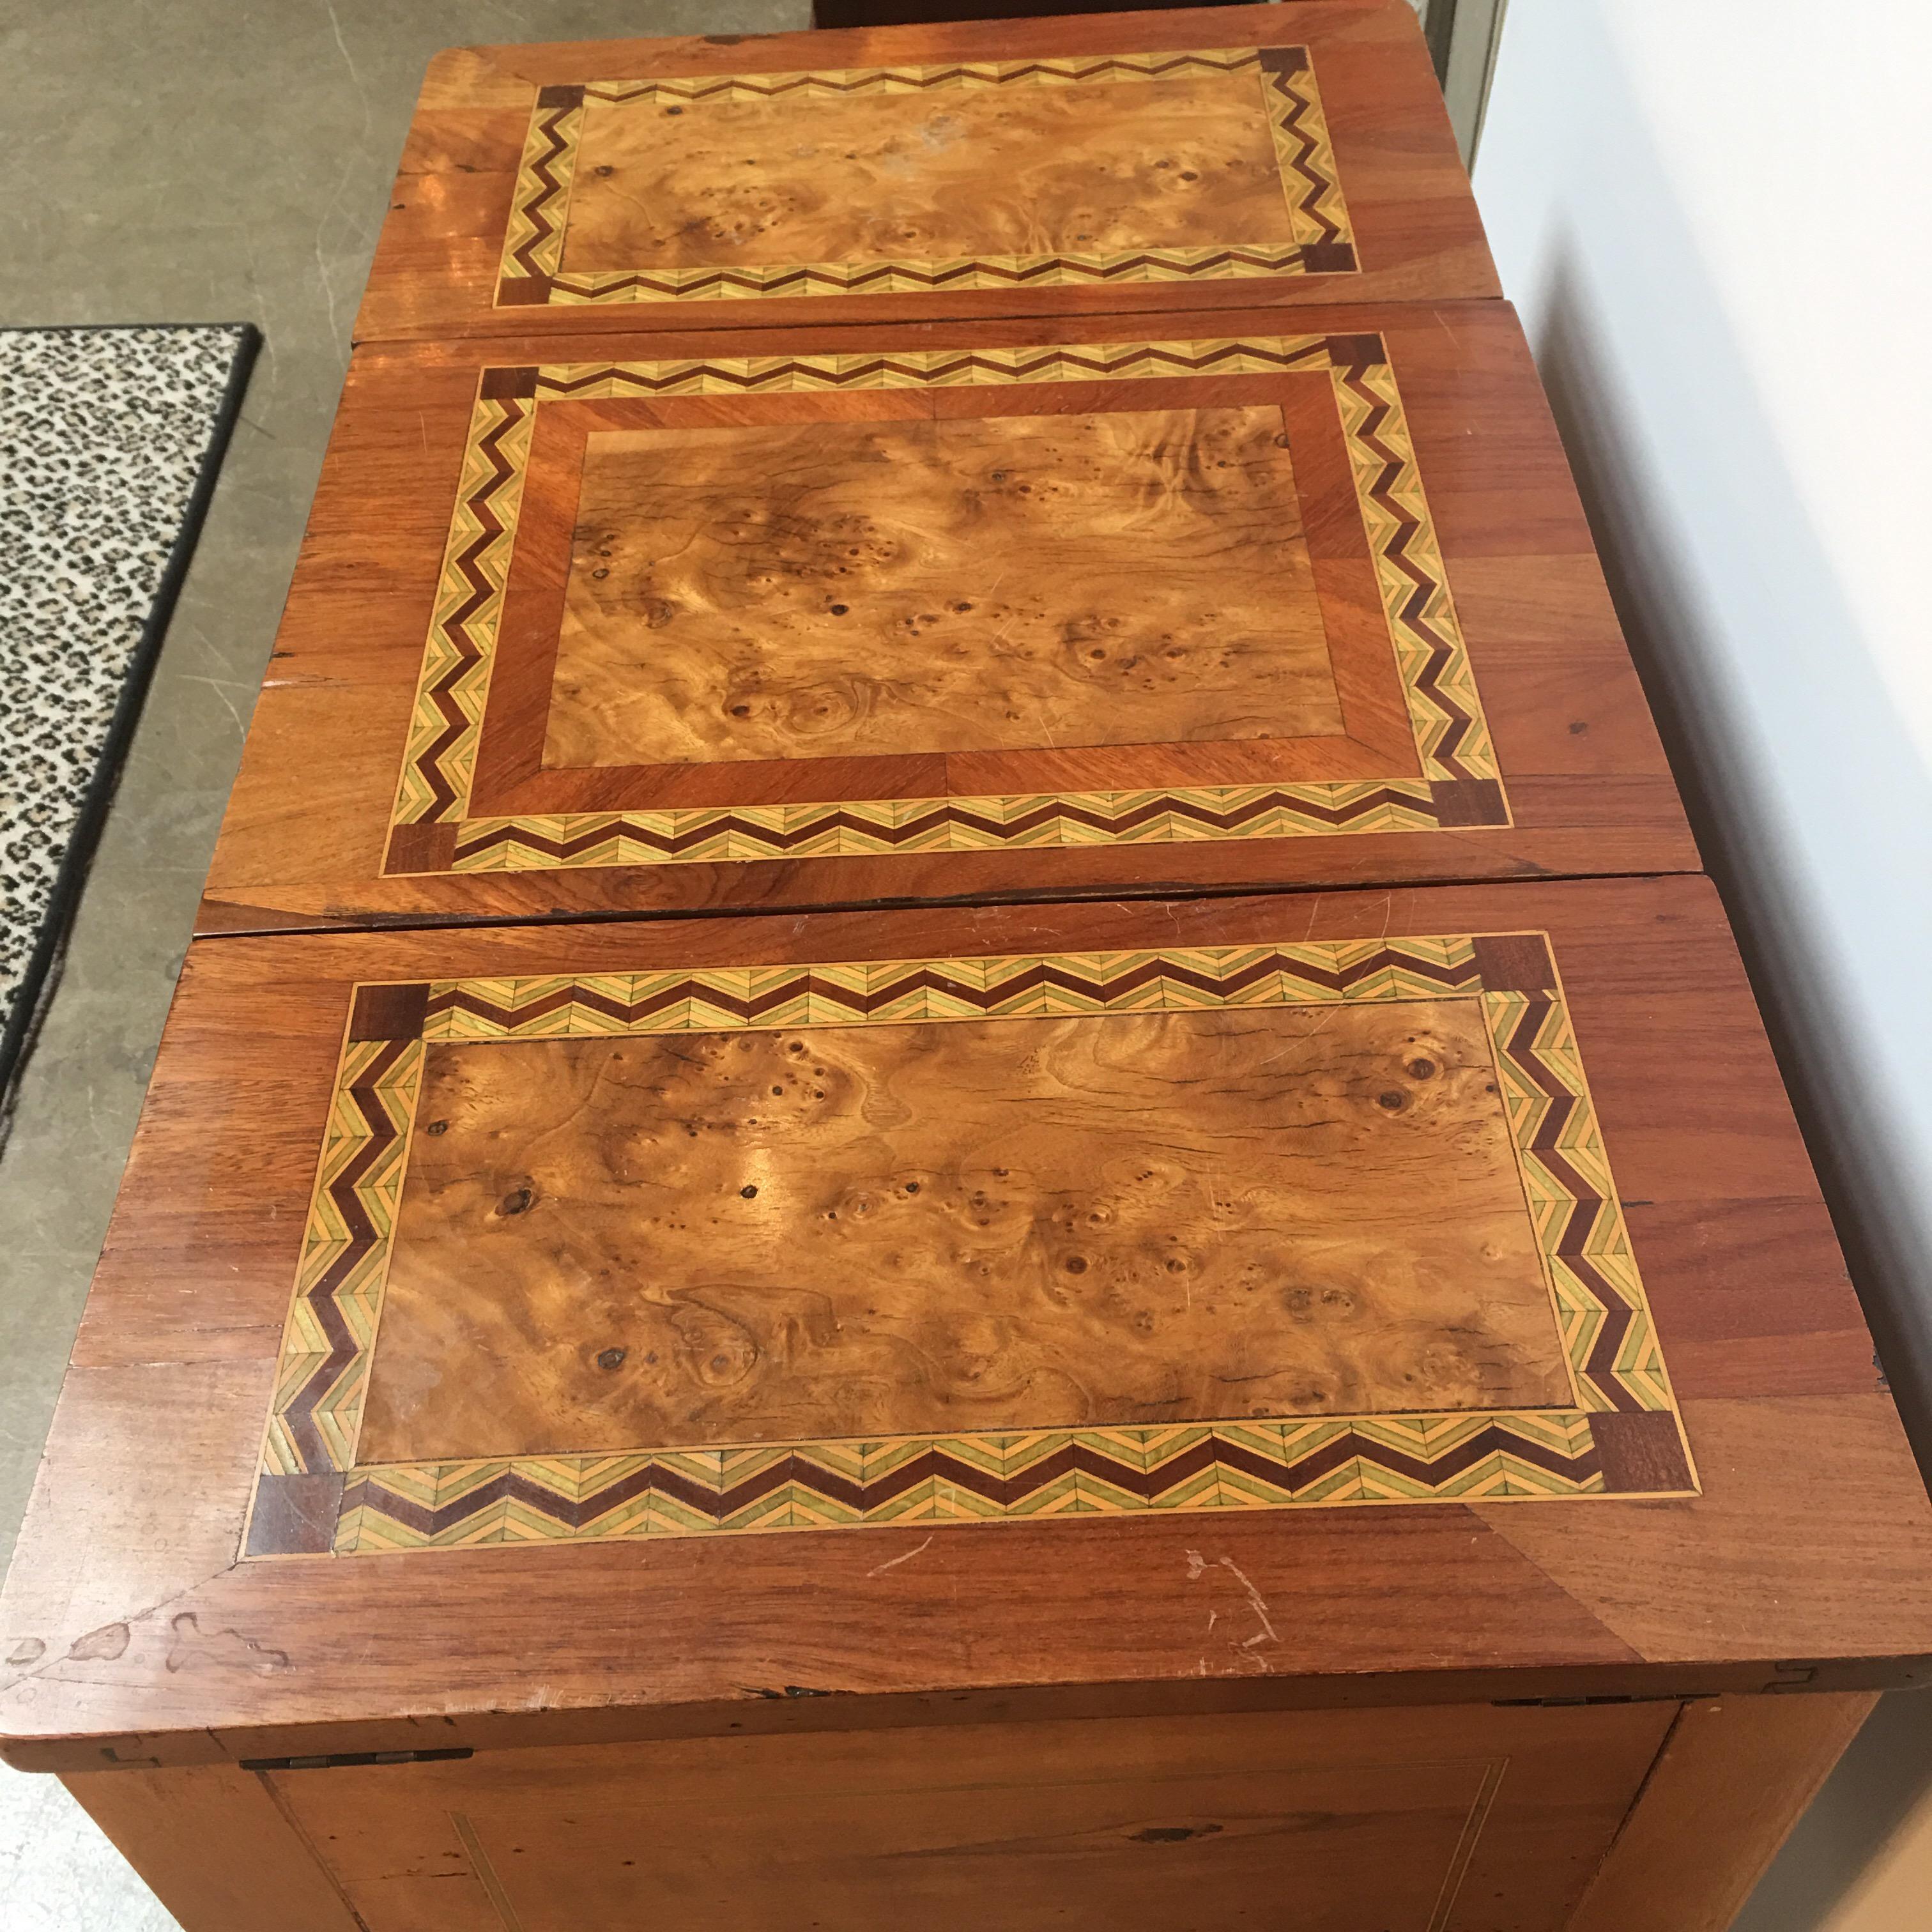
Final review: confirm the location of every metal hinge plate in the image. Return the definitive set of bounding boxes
[240,1746,474,1772]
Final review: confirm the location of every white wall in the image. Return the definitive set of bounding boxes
[1474,0,1932,1434]
[1471,8,1932,1925]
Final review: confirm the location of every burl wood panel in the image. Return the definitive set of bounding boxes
[8,880,1932,1775]
[512,45,1347,312]
[266,1703,1675,1932]
[201,302,1699,933]
[270,923,1690,1554]
[547,406,1338,767]
[358,1000,1561,1464]
[398,333,1463,873]
[563,66,1296,274]
[357,4,1497,342]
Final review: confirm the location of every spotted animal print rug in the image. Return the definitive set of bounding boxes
[0,323,257,1098]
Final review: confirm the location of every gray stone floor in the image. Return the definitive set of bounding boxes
[0,4,1926,1929]
[0,4,802,1924]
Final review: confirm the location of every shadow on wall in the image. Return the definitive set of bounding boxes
[1729,1693,1932,1932]
[1532,245,1932,1468]
[1544,218,1932,1932]
[1488,17,1932,1926]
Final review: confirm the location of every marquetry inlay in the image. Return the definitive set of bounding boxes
[382,333,1506,881]
[247,930,1692,1557]
[496,46,1357,310]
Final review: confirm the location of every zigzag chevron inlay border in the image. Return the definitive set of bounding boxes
[247,933,1695,1557]
[494,46,1356,307]
[385,334,1506,875]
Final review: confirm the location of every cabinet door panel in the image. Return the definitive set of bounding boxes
[275,1701,1676,1932]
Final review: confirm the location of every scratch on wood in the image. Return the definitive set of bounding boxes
[868,1533,935,1577]
[1185,1549,1281,1673]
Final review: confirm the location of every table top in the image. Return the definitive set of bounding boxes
[356,3,1498,346]
[6,876,1929,1771]
[201,299,1694,934]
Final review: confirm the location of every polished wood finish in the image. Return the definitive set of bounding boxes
[201,301,1695,933]
[562,70,1296,271]
[4,878,1929,1775]
[358,4,1497,344]
[20,14,1914,1920]
[61,1763,362,1932]
[234,916,1696,1554]
[1568,1693,1880,1932]
[267,1701,1673,1931]
[548,406,1340,766]
[359,997,1562,1464]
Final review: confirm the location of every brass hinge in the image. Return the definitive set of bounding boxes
[240,1747,473,1772]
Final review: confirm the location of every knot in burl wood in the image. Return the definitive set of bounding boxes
[498,1185,534,1216]
[597,1348,627,1372]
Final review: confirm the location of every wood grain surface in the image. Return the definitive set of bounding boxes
[356,999,1561,1463]
[201,301,1698,933]
[562,66,1297,273]
[265,1701,1674,1932]
[356,3,1498,343]
[546,406,1338,767]
[5,878,1931,1772]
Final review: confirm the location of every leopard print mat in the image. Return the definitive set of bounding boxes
[0,323,256,1094]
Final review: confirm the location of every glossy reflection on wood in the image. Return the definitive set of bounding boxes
[565,70,1298,275]
[355,4,1499,341]
[547,406,1337,768]
[6,880,1932,1772]
[357,1001,1561,1462]
[203,303,1701,931]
